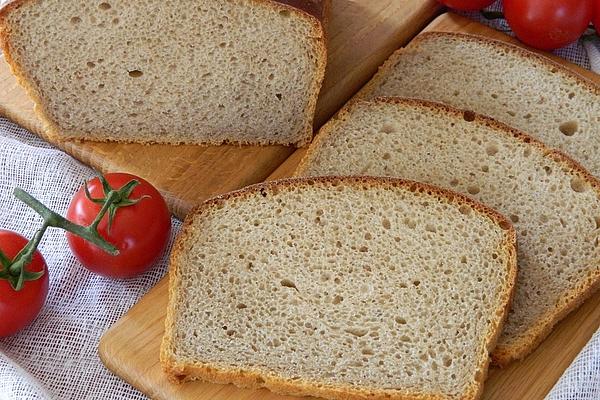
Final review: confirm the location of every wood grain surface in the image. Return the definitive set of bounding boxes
[0,0,440,219]
[98,12,600,400]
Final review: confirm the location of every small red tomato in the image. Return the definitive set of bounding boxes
[0,230,49,337]
[504,0,594,50]
[438,0,495,11]
[66,173,171,279]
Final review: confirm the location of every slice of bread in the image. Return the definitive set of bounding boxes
[358,31,600,176]
[296,98,600,366]
[0,0,327,146]
[162,176,517,400]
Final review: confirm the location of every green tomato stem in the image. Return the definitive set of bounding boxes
[0,249,11,270]
[13,188,119,256]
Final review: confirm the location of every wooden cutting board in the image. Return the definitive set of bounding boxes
[99,12,600,400]
[0,0,440,219]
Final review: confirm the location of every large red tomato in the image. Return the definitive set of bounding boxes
[0,230,49,337]
[504,0,594,50]
[438,0,495,11]
[66,173,171,279]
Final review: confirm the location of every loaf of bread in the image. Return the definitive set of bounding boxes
[162,176,517,400]
[296,98,600,366]
[358,32,600,176]
[0,0,327,146]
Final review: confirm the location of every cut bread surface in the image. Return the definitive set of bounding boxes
[162,176,517,400]
[359,31,600,176]
[296,99,600,366]
[0,0,327,145]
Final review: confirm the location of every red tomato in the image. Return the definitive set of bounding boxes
[438,0,495,11]
[504,0,594,50]
[594,0,600,34]
[0,230,49,337]
[66,173,171,279]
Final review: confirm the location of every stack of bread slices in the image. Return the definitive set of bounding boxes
[161,32,600,400]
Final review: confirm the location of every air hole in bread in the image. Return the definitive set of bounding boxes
[403,218,416,229]
[70,16,81,24]
[276,93,282,101]
[523,113,532,120]
[280,279,298,291]
[345,327,368,337]
[449,179,459,187]
[481,165,489,172]
[463,111,475,122]
[128,70,143,78]
[395,317,407,325]
[467,185,480,195]
[86,61,95,68]
[381,218,391,229]
[458,205,470,215]
[486,144,498,156]
[570,177,587,193]
[507,110,516,117]
[381,123,395,134]
[332,295,343,305]
[99,2,111,10]
[568,92,576,99]
[279,9,291,17]
[559,121,578,136]
[382,152,391,160]
[594,217,600,230]
[425,224,436,233]
[361,348,374,356]
[510,214,519,223]
[112,18,119,25]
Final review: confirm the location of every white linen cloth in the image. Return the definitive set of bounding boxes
[0,0,598,399]
[0,119,175,399]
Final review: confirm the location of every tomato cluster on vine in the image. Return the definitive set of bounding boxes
[0,173,170,337]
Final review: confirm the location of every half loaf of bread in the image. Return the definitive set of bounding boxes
[0,0,328,146]
[358,31,600,176]
[162,176,517,400]
[296,98,600,366]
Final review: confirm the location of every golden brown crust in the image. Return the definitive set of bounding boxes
[0,0,327,147]
[161,175,518,400]
[296,97,600,367]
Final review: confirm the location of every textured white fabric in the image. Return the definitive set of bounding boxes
[0,0,598,398]
[547,330,600,400]
[0,117,180,399]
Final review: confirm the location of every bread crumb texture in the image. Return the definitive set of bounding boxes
[298,99,600,364]
[165,177,515,399]
[1,0,325,145]
[362,32,600,176]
